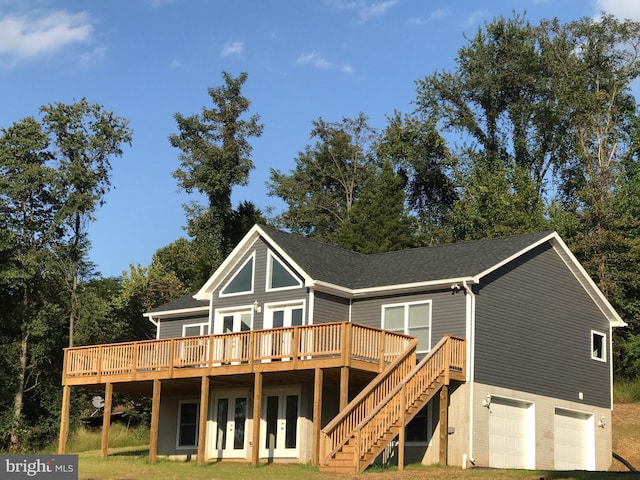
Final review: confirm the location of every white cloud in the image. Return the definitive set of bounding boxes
[357,0,398,23]
[465,9,491,27]
[408,8,451,26]
[0,10,93,68]
[79,45,106,70]
[296,52,354,74]
[593,0,640,20]
[222,40,243,57]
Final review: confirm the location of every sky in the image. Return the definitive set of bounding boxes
[1,0,639,278]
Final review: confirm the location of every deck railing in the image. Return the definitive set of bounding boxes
[63,322,413,382]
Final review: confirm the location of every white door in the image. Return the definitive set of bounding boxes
[210,392,248,459]
[260,388,300,458]
[489,397,534,469]
[554,409,594,470]
[263,303,304,360]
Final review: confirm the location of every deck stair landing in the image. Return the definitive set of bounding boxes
[320,335,466,474]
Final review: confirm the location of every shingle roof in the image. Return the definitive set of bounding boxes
[148,292,209,313]
[261,226,554,289]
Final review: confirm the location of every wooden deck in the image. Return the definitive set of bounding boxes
[62,322,414,386]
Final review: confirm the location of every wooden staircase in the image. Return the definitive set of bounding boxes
[320,335,466,474]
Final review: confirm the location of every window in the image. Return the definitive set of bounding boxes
[177,401,199,448]
[182,322,208,337]
[221,254,254,296]
[591,330,606,361]
[267,252,301,291]
[382,301,431,353]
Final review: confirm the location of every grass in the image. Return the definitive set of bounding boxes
[613,378,640,403]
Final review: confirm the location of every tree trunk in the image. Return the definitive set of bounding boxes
[10,332,28,453]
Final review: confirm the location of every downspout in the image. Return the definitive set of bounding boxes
[462,280,476,466]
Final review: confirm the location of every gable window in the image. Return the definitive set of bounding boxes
[177,400,199,448]
[221,253,254,296]
[591,330,606,362]
[267,252,301,291]
[382,301,431,353]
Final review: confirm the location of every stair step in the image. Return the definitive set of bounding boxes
[320,465,358,474]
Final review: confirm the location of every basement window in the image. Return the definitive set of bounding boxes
[591,331,606,362]
[177,401,199,448]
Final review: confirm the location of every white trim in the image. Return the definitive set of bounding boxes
[219,251,256,298]
[176,399,200,450]
[266,250,303,292]
[381,300,432,354]
[143,305,209,319]
[591,330,607,362]
[213,306,254,334]
[308,288,315,325]
[263,299,307,329]
[463,280,476,464]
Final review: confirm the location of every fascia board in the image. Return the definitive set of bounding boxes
[142,306,210,319]
[310,277,476,297]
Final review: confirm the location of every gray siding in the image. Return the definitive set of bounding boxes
[158,315,209,339]
[312,291,350,324]
[474,243,612,408]
[351,289,467,348]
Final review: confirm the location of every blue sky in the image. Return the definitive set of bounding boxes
[1,0,638,278]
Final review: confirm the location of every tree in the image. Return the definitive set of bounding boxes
[170,71,263,275]
[268,113,377,243]
[333,160,420,253]
[0,117,63,451]
[414,13,559,240]
[41,99,132,347]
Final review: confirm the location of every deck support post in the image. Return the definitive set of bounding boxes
[251,372,262,465]
[312,368,323,466]
[398,385,406,471]
[439,384,449,466]
[101,382,113,459]
[58,385,71,454]
[339,366,349,411]
[149,379,161,463]
[197,376,210,465]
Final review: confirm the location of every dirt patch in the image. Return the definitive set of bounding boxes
[611,403,640,472]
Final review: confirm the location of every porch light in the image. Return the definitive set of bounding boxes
[253,300,262,313]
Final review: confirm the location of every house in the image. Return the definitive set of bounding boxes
[58,224,625,473]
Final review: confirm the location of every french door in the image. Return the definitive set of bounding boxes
[214,309,252,363]
[210,392,248,459]
[263,302,305,360]
[260,388,300,458]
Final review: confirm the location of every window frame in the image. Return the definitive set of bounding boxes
[591,330,607,362]
[381,300,432,354]
[176,400,200,449]
[220,252,255,297]
[266,251,302,292]
[182,322,209,337]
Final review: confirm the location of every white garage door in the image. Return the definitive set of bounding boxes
[554,409,594,470]
[489,397,534,469]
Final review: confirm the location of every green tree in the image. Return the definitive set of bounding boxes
[415,13,558,240]
[333,160,420,253]
[170,71,263,277]
[0,117,64,451]
[268,113,377,243]
[41,99,132,347]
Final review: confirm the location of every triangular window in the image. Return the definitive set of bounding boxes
[268,252,301,290]
[221,254,254,296]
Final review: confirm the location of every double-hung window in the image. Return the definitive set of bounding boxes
[177,400,199,448]
[382,301,431,353]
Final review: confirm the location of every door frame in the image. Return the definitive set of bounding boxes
[207,388,250,460]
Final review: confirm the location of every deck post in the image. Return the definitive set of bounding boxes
[197,376,210,465]
[251,371,262,465]
[312,367,323,466]
[149,379,161,463]
[439,384,449,466]
[57,384,71,454]
[398,385,406,471]
[339,366,349,411]
[101,382,113,459]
